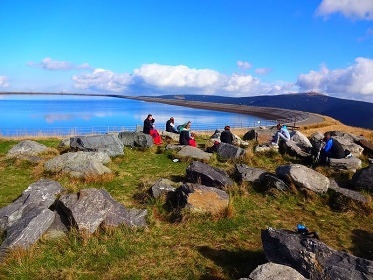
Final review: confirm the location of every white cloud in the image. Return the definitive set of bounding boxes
[317,0,373,20]
[255,68,272,75]
[237,60,252,70]
[0,76,9,87]
[73,68,131,92]
[297,57,373,98]
[73,63,291,97]
[28,57,92,71]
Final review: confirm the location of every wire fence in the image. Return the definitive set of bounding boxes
[0,114,307,138]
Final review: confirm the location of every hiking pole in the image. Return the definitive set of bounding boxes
[314,140,325,163]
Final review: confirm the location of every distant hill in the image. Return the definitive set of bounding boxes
[158,93,373,130]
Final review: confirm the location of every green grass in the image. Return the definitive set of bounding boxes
[0,137,372,279]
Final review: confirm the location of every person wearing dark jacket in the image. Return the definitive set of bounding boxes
[220,125,234,144]
[143,114,155,134]
[179,122,196,146]
[166,117,178,133]
[319,132,345,163]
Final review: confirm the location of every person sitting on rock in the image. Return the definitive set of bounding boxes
[166,117,178,134]
[319,132,345,163]
[179,122,196,147]
[272,123,290,145]
[143,114,162,145]
[220,125,234,145]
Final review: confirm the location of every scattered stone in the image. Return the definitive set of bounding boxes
[174,183,229,214]
[261,228,373,280]
[276,164,329,193]
[242,129,257,141]
[58,138,70,149]
[160,131,179,142]
[332,136,364,157]
[351,165,373,192]
[235,164,266,183]
[150,178,177,198]
[186,161,233,189]
[177,146,212,161]
[259,173,289,192]
[70,134,124,157]
[358,139,373,156]
[44,151,111,178]
[247,262,307,280]
[254,144,278,153]
[215,142,245,160]
[290,131,313,150]
[6,140,48,158]
[118,131,154,148]
[281,140,312,159]
[165,144,185,151]
[118,131,136,147]
[328,158,362,172]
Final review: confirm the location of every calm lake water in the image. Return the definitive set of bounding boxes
[0,94,269,136]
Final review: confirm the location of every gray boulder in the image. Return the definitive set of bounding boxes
[290,131,312,150]
[160,131,179,142]
[70,134,124,157]
[165,144,185,151]
[281,140,312,159]
[216,142,246,160]
[44,151,111,178]
[150,178,177,198]
[58,138,71,149]
[235,164,266,183]
[328,158,362,172]
[58,188,147,233]
[248,262,307,280]
[357,138,373,156]
[177,146,212,161]
[261,228,373,280]
[276,164,329,193]
[333,136,364,157]
[351,165,373,192]
[174,183,229,214]
[309,132,324,150]
[0,207,55,256]
[242,129,257,141]
[118,131,153,148]
[259,173,289,192]
[0,179,64,232]
[186,161,233,189]
[6,140,48,158]
[254,144,279,153]
[328,179,367,211]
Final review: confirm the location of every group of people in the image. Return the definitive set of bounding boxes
[271,123,352,163]
[143,115,236,147]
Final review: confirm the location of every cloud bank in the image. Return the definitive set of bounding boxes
[317,0,373,20]
[297,57,373,100]
[0,76,9,87]
[28,57,92,71]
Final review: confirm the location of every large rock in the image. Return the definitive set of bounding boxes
[0,179,65,232]
[44,151,111,178]
[58,188,147,233]
[70,134,124,157]
[118,131,153,148]
[150,178,177,198]
[328,179,367,211]
[261,228,373,280]
[0,207,55,256]
[186,161,233,189]
[235,164,266,183]
[216,142,245,160]
[247,262,307,280]
[259,173,289,192]
[174,183,229,214]
[276,164,329,193]
[6,140,48,158]
[254,144,279,153]
[332,136,364,157]
[357,138,373,156]
[328,158,362,172]
[281,140,312,159]
[290,131,312,150]
[160,131,179,142]
[351,165,373,192]
[242,129,257,141]
[177,146,212,161]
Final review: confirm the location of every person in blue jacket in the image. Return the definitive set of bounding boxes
[319,132,345,163]
[272,123,290,145]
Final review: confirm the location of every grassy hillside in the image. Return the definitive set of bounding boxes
[0,120,372,279]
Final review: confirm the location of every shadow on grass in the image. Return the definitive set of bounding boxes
[350,229,373,260]
[197,246,266,279]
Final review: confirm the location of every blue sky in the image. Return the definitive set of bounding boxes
[1,0,373,102]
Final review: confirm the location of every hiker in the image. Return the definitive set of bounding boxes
[318,132,346,163]
[272,123,290,145]
[165,117,178,134]
[179,122,196,147]
[220,125,234,144]
[143,114,162,145]
[143,114,155,134]
[177,121,191,134]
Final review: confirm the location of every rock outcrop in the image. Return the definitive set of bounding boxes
[70,134,124,157]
